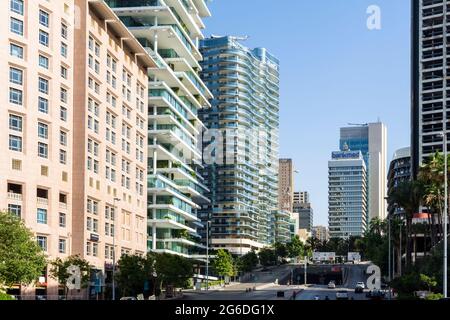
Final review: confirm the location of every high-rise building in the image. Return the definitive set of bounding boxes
[312,226,329,242]
[387,147,411,216]
[0,0,76,298]
[339,122,387,221]
[328,150,368,239]
[0,0,153,299]
[411,0,448,177]
[71,0,153,285]
[293,202,313,232]
[278,159,294,212]
[106,0,213,260]
[198,36,280,255]
[294,191,309,204]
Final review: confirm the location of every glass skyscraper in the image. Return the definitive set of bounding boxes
[328,150,368,238]
[198,36,280,255]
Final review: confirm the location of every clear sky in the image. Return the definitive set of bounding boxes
[203,0,411,226]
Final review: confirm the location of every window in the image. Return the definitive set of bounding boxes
[9,114,22,131]
[61,42,67,58]
[94,60,100,74]
[38,122,48,139]
[88,36,94,51]
[60,106,67,121]
[39,55,49,69]
[93,219,98,233]
[58,239,66,254]
[86,242,91,256]
[95,42,100,57]
[10,43,23,58]
[60,87,67,103]
[10,0,24,15]
[61,66,67,79]
[60,131,67,146]
[39,10,49,27]
[38,97,49,113]
[38,77,49,94]
[9,67,23,85]
[11,18,23,35]
[60,149,66,164]
[8,204,21,217]
[61,23,68,39]
[39,30,49,46]
[87,217,92,231]
[92,243,98,257]
[37,208,47,224]
[37,236,47,251]
[38,142,48,158]
[9,135,22,151]
[9,88,22,105]
[59,213,66,227]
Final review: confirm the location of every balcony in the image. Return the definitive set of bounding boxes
[37,197,49,206]
[7,192,22,201]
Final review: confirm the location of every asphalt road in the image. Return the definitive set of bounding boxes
[295,284,368,300]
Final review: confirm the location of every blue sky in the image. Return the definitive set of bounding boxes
[204,0,411,226]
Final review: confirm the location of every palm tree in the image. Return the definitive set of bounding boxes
[387,180,424,270]
[418,152,450,246]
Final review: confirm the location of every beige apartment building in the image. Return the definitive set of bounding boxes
[71,0,154,292]
[0,0,76,298]
[0,0,154,299]
[278,158,294,212]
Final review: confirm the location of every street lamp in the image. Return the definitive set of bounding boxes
[206,220,211,291]
[439,130,448,298]
[112,197,120,301]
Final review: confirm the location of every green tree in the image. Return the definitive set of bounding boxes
[237,250,258,273]
[273,242,288,260]
[419,274,437,292]
[116,253,156,297]
[49,255,92,298]
[0,211,47,288]
[286,236,304,259]
[155,253,193,290]
[258,248,277,266]
[387,180,424,269]
[212,249,235,278]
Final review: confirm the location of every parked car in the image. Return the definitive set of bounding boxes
[120,297,137,300]
[336,290,349,300]
[367,290,385,300]
[328,281,336,289]
[355,282,365,293]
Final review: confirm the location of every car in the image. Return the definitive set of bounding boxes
[355,282,365,293]
[313,295,320,300]
[120,297,137,300]
[367,290,385,300]
[328,281,336,289]
[336,290,349,300]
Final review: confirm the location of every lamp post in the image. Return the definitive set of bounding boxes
[206,220,211,291]
[112,197,120,301]
[442,1,448,299]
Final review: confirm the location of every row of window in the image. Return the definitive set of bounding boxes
[8,204,67,228]
[36,235,67,254]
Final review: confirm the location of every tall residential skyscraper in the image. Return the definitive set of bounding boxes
[106,0,213,260]
[328,150,368,239]
[339,122,387,221]
[0,0,153,299]
[199,36,280,255]
[411,0,448,177]
[278,159,294,212]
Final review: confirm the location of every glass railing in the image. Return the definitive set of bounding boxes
[150,89,191,119]
[106,0,163,8]
[185,71,206,95]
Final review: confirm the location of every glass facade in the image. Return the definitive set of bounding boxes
[198,36,280,254]
[328,151,368,239]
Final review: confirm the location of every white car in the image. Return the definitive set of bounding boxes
[336,290,349,300]
[356,282,365,289]
[328,281,336,289]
